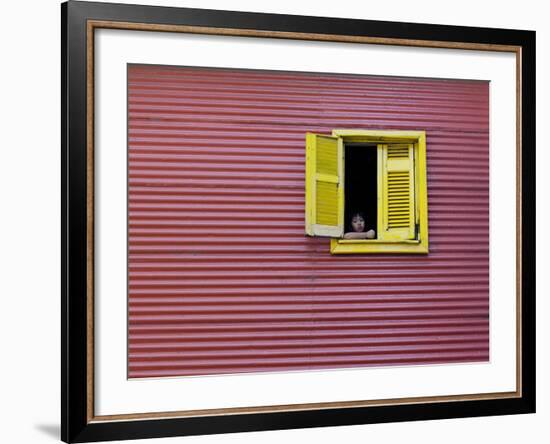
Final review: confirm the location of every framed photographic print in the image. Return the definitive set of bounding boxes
[61,1,535,442]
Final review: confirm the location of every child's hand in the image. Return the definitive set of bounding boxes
[366,230,375,239]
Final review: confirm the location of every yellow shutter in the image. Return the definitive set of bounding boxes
[305,133,344,237]
[379,143,416,241]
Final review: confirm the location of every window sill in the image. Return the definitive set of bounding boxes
[330,238,429,254]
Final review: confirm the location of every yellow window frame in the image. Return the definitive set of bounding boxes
[328,130,429,254]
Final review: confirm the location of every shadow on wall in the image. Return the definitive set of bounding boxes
[34,424,59,440]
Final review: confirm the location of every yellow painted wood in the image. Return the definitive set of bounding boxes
[305,133,343,237]
[330,238,427,254]
[416,132,429,252]
[379,143,416,241]
[376,144,384,244]
[316,173,339,184]
[304,129,428,253]
[332,129,426,143]
[327,129,429,254]
[337,137,345,235]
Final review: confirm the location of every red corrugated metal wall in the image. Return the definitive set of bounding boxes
[127,65,489,378]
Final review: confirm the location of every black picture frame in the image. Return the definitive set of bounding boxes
[61,1,536,442]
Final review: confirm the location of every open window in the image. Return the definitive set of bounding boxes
[305,130,429,254]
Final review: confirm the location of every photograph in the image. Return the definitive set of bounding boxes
[127,63,488,379]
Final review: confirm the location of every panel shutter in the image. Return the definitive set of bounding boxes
[305,133,344,237]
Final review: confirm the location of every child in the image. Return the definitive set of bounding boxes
[343,212,376,239]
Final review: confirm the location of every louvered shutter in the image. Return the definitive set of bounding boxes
[380,143,416,241]
[305,133,344,237]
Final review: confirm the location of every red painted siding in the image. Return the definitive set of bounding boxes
[127,65,489,378]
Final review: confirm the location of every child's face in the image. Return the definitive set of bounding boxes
[351,215,365,232]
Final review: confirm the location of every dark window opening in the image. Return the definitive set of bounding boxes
[344,144,378,238]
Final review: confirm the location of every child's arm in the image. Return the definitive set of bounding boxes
[343,230,376,240]
[343,232,367,239]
